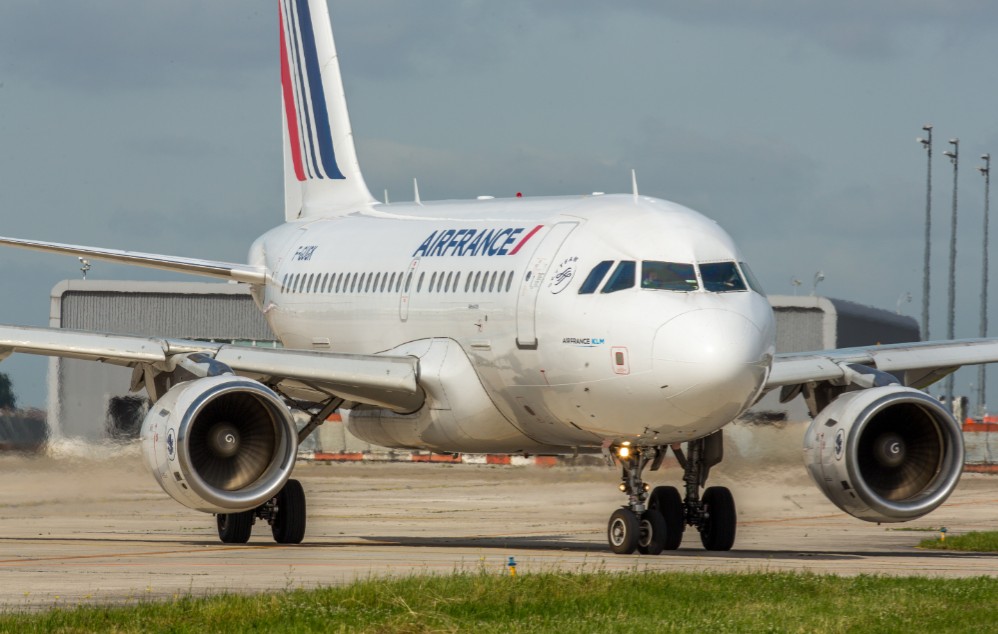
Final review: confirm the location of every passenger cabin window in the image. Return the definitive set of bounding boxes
[700,261,747,293]
[579,261,613,294]
[641,262,699,292]
[601,261,636,293]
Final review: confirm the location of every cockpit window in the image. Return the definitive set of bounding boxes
[739,262,766,296]
[700,261,747,293]
[601,261,636,293]
[641,261,699,291]
[579,260,614,294]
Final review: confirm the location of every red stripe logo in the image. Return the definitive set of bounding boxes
[279,4,306,182]
[508,225,544,255]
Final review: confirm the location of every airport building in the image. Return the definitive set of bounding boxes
[37,280,992,467]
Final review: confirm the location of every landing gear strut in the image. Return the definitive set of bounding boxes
[213,397,340,545]
[673,431,736,551]
[605,444,676,555]
[605,431,736,554]
[215,478,307,544]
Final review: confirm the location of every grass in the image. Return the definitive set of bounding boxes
[2,570,997,633]
[918,530,998,552]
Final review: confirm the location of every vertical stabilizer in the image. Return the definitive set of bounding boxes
[279,0,376,220]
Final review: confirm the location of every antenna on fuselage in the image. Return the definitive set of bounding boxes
[413,178,422,206]
[631,169,639,199]
[384,189,390,204]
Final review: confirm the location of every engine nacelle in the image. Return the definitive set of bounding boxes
[140,375,298,513]
[803,386,964,522]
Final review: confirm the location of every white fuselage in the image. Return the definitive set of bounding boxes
[249,194,776,453]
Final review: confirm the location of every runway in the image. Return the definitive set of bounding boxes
[1,445,996,611]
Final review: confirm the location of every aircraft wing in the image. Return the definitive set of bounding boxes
[766,338,998,390]
[0,236,267,285]
[0,325,422,412]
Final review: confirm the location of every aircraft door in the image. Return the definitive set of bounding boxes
[515,222,578,349]
[398,258,421,321]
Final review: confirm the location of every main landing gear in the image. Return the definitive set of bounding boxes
[216,478,307,545]
[213,397,341,545]
[605,431,736,555]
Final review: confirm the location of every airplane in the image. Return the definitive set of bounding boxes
[1,0,997,555]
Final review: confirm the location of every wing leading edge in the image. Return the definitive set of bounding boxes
[0,237,267,285]
[0,325,422,413]
[767,338,998,390]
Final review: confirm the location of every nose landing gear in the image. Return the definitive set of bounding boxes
[606,431,736,554]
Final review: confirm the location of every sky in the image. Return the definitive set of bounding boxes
[1,1,998,410]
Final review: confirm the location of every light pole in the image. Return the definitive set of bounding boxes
[978,153,991,417]
[811,271,825,296]
[918,125,933,340]
[942,138,959,406]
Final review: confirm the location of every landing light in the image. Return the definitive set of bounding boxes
[618,446,630,458]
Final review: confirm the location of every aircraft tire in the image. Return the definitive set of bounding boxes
[271,478,307,544]
[649,485,685,550]
[607,507,640,554]
[699,486,736,551]
[217,510,254,543]
[636,508,667,555]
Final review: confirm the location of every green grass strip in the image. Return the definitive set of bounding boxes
[1,570,997,633]
[918,530,998,552]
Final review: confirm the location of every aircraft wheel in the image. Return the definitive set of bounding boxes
[649,485,685,550]
[636,508,667,555]
[272,479,307,544]
[607,507,640,554]
[699,486,736,551]
[217,510,254,544]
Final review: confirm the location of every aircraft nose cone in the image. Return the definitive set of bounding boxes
[653,309,770,420]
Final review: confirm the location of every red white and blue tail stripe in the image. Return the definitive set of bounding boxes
[279,0,375,219]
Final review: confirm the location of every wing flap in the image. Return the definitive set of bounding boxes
[214,346,422,411]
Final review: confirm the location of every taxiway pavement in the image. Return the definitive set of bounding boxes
[1,444,996,611]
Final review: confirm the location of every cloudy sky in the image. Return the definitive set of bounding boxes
[1,1,998,409]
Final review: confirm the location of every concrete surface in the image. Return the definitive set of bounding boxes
[1,439,996,611]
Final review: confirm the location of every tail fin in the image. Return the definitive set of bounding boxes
[279,0,376,220]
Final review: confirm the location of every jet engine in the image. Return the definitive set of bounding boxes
[140,375,298,514]
[803,386,964,522]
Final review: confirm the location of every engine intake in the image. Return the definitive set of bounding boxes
[803,386,964,522]
[141,375,298,513]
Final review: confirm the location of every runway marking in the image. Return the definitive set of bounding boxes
[0,544,277,566]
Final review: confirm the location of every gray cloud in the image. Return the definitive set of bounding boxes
[528,1,998,59]
[0,1,271,90]
[1,0,997,409]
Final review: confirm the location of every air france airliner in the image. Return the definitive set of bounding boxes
[1,0,996,555]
